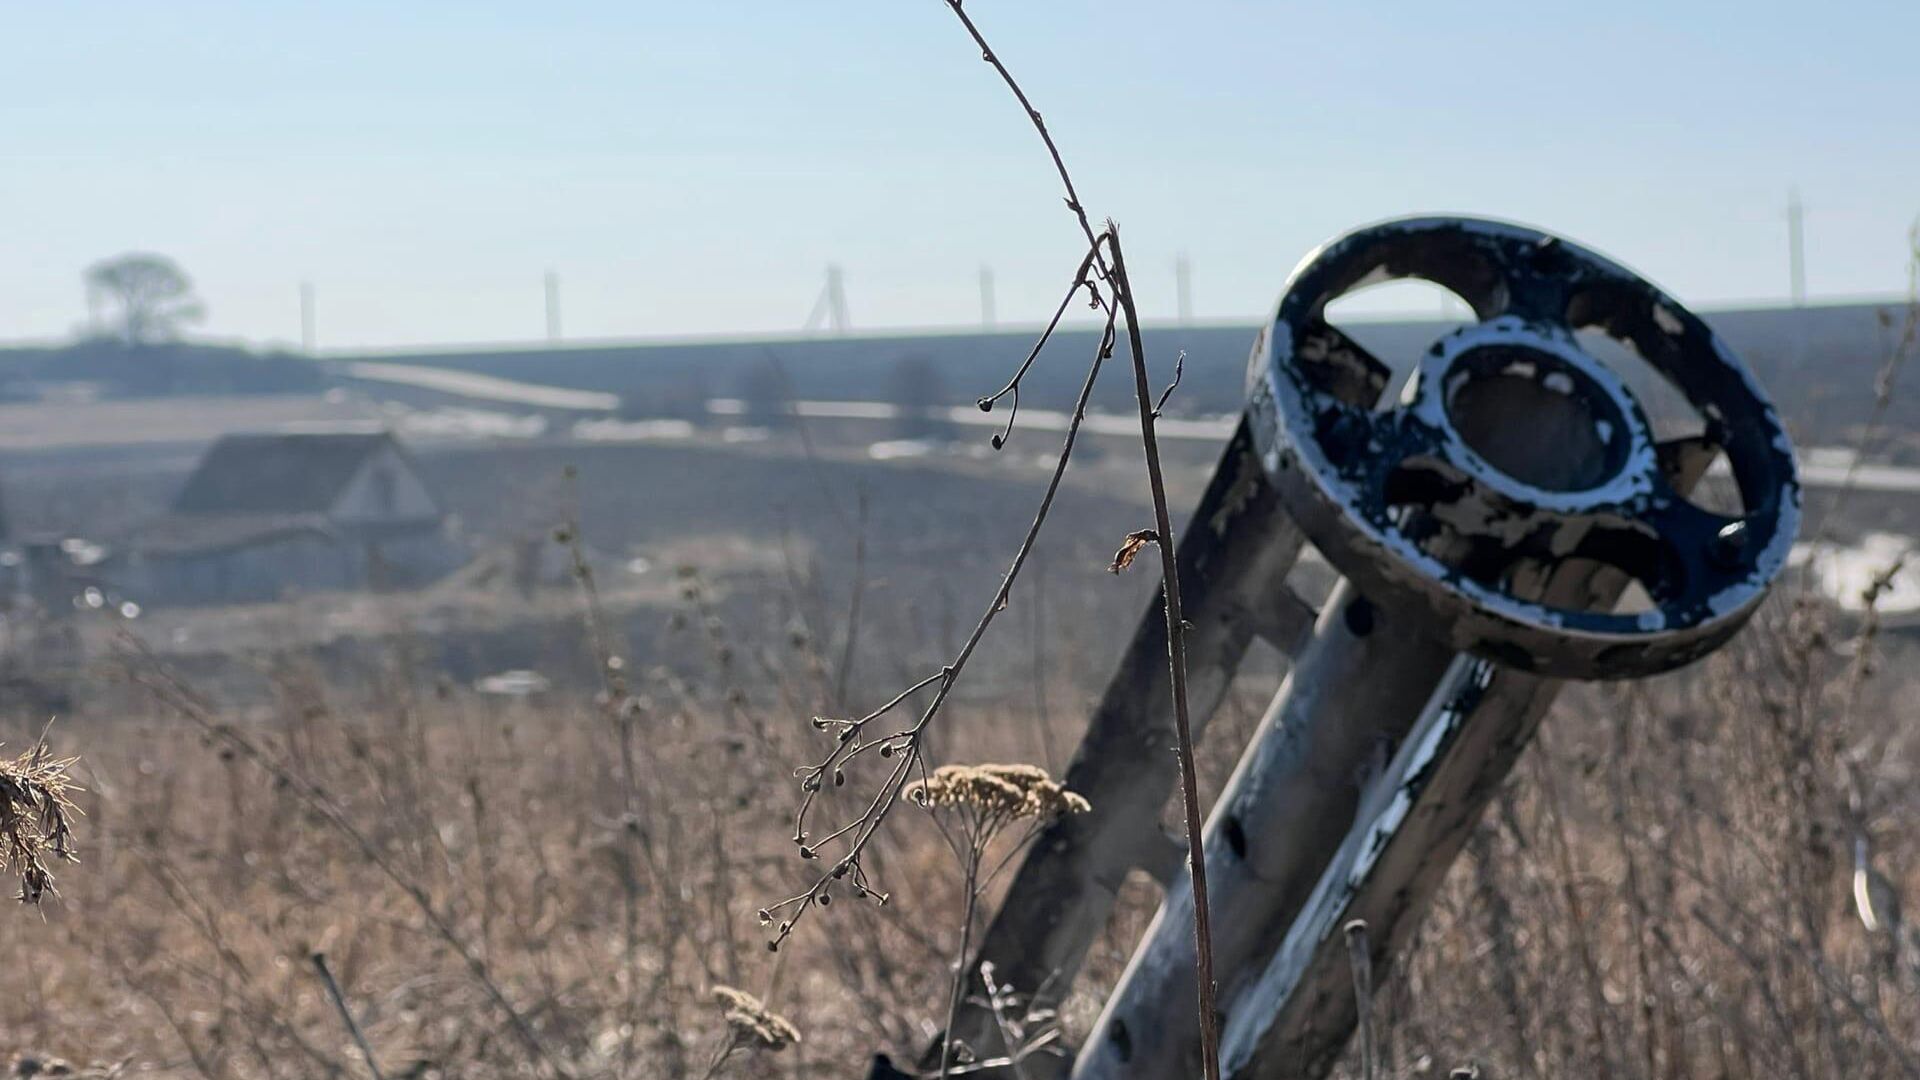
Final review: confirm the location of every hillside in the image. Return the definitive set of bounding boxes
[0,340,325,400]
[331,299,1914,453]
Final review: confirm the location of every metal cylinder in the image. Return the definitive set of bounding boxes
[942,422,1312,1067]
[1072,581,1453,1078]
[1077,348,1649,1078]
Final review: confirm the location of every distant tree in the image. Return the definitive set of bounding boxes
[84,253,205,344]
[888,354,949,439]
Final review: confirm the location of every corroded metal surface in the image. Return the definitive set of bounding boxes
[1072,580,1455,1079]
[1217,438,1718,1080]
[1078,432,1721,1080]
[1249,216,1800,678]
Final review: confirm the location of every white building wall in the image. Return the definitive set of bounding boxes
[330,445,441,525]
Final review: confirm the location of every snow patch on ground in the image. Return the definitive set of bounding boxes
[1791,532,1920,612]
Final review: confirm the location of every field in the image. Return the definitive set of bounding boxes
[0,392,1912,1079]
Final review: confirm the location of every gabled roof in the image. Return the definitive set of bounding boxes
[173,431,396,515]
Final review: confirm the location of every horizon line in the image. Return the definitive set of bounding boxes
[0,290,1907,358]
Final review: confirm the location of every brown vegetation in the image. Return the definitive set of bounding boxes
[0,571,1911,1077]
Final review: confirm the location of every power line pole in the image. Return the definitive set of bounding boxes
[805,265,851,335]
[544,270,562,344]
[827,264,849,334]
[1175,253,1193,325]
[300,281,316,354]
[1787,187,1807,307]
[980,265,996,330]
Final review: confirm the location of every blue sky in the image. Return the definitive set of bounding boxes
[3,1,1916,349]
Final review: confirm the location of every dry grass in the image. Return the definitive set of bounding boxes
[1380,593,1920,1080]
[0,734,81,906]
[0,575,1912,1078]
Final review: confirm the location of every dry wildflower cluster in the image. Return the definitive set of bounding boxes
[710,986,801,1052]
[701,986,800,1079]
[910,764,1089,1077]
[0,739,81,904]
[907,763,1090,836]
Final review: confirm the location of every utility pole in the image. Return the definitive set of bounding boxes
[1787,187,1807,307]
[804,265,852,335]
[544,270,562,344]
[300,281,316,354]
[1175,253,1193,325]
[827,264,849,334]
[979,265,996,331]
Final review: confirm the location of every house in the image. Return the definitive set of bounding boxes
[118,430,464,605]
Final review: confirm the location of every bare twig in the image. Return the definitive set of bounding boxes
[555,469,672,1078]
[940,838,983,1078]
[767,7,1226,1073]
[941,0,1108,269]
[311,952,387,1080]
[1106,221,1221,1079]
[1154,349,1187,417]
[834,491,872,714]
[762,292,1122,953]
[976,244,1102,448]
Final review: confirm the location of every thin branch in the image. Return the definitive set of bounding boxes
[768,8,1223,1073]
[939,844,983,1078]
[834,490,872,713]
[941,0,1107,270]
[1106,222,1221,1080]
[976,242,1101,449]
[312,952,387,1080]
[764,295,1122,952]
[1154,349,1187,417]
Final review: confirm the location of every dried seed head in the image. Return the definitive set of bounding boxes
[904,763,1090,824]
[0,741,81,905]
[711,986,801,1051]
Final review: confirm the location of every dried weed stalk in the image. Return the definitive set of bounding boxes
[115,635,570,1079]
[761,4,1222,1072]
[702,985,801,1079]
[910,764,1086,1076]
